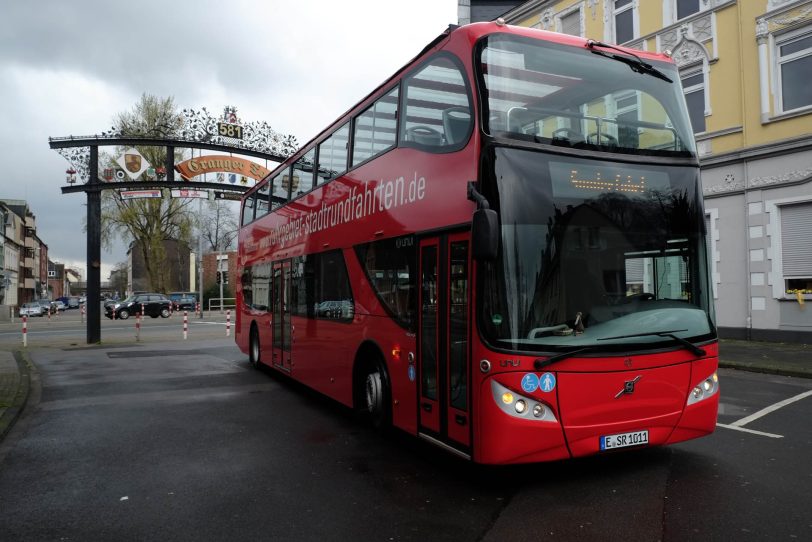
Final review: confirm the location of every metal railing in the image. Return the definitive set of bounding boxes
[208,297,236,313]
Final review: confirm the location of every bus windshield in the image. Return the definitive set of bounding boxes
[478,34,696,157]
[478,149,715,353]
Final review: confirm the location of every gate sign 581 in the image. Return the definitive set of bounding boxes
[217,122,243,140]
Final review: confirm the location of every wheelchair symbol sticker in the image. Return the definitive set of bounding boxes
[521,373,539,393]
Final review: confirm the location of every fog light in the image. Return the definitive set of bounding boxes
[514,399,527,414]
[533,404,545,418]
[501,392,514,404]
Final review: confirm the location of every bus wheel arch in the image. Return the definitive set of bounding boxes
[353,341,391,429]
[249,321,261,369]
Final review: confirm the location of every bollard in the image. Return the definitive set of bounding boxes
[226,309,231,337]
[183,310,188,340]
[196,302,200,317]
[22,314,28,347]
[136,312,141,342]
[48,308,51,323]
[81,304,85,323]
[141,303,145,318]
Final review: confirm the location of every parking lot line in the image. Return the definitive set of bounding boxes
[716,423,783,439]
[730,389,812,428]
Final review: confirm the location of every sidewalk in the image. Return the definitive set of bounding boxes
[0,338,809,443]
[0,350,31,441]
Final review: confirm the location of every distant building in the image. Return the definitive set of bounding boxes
[126,239,195,295]
[458,1,524,24]
[1,199,48,305]
[202,251,237,291]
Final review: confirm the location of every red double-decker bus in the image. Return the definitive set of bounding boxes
[236,21,719,464]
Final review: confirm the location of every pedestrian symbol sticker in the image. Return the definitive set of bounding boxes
[540,372,556,393]
[521,373,539,393]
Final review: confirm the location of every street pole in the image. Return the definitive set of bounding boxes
[219,247,224,314]
[86,145,101,344]
[198,186,204,319]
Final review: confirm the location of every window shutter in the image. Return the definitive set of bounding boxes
[780,202,812,277]
[560,11,580,36]
[625,258,644,283]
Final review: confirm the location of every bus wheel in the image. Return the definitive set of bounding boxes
[249,325,261,369]
[364,360,391,430]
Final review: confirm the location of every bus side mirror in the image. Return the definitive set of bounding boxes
[472,208,499,261]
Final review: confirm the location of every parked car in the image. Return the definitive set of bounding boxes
[37,299,57,315]
[53,300,67,312]
[172,294,198,312]
[19,302,44,317]
[105,293,172,320]
[67,297,80,309]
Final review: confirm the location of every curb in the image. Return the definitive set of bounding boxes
[0,350,34,442]
[718,360,812,380]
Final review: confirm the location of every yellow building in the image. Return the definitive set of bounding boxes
[464,0,812,342]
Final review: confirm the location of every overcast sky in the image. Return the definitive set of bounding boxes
[0,0,458,280]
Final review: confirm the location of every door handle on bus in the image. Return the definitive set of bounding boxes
[422,402,433,412]
[455,414,467,426]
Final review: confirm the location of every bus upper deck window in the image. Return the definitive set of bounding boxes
[401,54,472,152]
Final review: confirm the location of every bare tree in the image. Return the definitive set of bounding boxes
[200,200,239,252]
[100,94,196,292]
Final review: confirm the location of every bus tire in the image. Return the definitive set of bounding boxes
[362,357,391,430]
[249,324,261,369]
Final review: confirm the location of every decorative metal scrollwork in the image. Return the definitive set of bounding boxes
[55,146,91,183]
[179,107,298,157]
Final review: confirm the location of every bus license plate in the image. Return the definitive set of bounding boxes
[600,430,649,450]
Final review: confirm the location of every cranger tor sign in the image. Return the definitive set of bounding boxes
[49,106,296,344]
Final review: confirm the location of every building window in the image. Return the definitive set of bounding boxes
[558,7,581,37]
[681,69,706,133]
[775,28,812,113]
[614,91,640,147]
[613,0,636,44]
[676,0,701,20]
[779,202,812,295]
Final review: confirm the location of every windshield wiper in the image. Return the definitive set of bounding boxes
[535,346,597,370]
[586,40,673,83]
[533,329,706,371]
[598,329,706,356]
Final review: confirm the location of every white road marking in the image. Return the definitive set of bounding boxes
[730,389,812,428]
[716,423,783,439]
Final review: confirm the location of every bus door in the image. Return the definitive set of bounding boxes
[418,233,471,452]
[272,260,292,372]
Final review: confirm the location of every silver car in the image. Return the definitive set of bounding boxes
[19,302,44,317]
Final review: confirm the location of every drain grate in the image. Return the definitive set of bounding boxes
[107,350,204,359]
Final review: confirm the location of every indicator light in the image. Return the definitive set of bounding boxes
[501,392,514,404]
[391,345,401,362]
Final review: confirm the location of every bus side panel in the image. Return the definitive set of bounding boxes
[345,245,419,435]
[291,315,354,407]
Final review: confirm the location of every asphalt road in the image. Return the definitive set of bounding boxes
[0,326,810,541]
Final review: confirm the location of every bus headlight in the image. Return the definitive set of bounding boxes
[491,380,557,422]
[687,372,719,405]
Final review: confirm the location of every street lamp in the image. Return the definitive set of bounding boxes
[66,167,77,184]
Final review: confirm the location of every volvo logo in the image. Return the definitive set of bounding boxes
[615,375,642,399]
